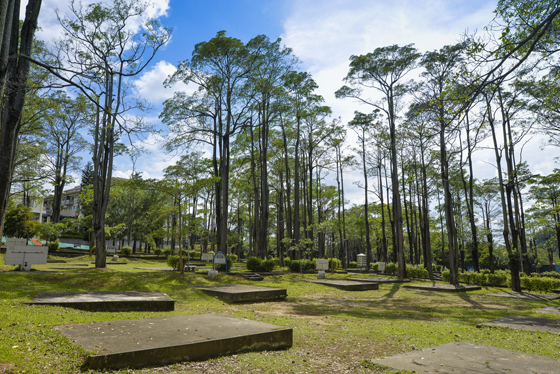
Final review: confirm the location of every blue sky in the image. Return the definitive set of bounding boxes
[30,0,559,202]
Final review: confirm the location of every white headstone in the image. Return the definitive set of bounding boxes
[316,259,329,271]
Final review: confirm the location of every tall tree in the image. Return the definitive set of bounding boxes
[336,44,420,278]
[0,0,42,238]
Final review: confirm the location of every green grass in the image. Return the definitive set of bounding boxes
[1,253,559,373]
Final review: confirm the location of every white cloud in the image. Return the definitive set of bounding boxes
[134,60,192,103]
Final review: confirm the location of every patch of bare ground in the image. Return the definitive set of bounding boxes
[0,363,15,374]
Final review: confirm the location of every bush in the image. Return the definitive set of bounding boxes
[283,257,291,268]
[167,255,180,270]
[181,250,201,260]
[349,261,357,268]
[228,254,238,262]
[371,262,379,271]
[384,262,397,275]
[154,248,162,257]
[272,257,280,267]
[487,270,508,285]
[540,271,560,279]
[442,269,450,282]
[406,264,428,279]
[163,248,172,258]
[329,258,341,271]
[289,260,316,272]
[246,257,275,272]
[520,276,560,293]
[48,240,59,252]
[121,246,132,256]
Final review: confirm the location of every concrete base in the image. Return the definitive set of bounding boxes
[200,285,287,303]
[378,341,560,374]
[488,291,560,300]
[32,291,174,311]
[134,267,174,271]
[55,314,292,370]
[90,261,127,265]
[537,306,560,315]
[404,284,481,292]
[478,315,560,334]
[349,277,410,284]
[308,280,379,291]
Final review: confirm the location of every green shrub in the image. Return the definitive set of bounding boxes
[541,271,560,279]
[289,260,316,272]
[520,276,560,293]
[228,254,238,262]
[284,257,291,268]
[167,255,180,270]
[121,246,132,256]
[371,262,379,271]
[406,264,428,279]
[487,270,508,285]
[48,240,59,252]
[182,250,201,260]
[247,257,262,272]
[154,248,162,257]
[349,261,357,268]
[272,257,280,267]
[442,269,450,282]
[247,257,275,272]
[163,248,172,258]
[329,258,341,271]
[432,264,442,272]
[384,262,397,275]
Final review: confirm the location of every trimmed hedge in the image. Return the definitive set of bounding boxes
[406,264,429,279]
[349,261,357,268]
[289,260,316,272]
[246,257,275,272]
[284,257,292,268]
[154,248,162,257]
[328,258,341,271]
[121,246,132,256]
[167,255,180,270]
[384,262,397,275]
[520,276,560,293]
[370,262,379,271]
[48,240,59,252]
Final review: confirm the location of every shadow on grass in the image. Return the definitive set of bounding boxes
[381,283,403,299]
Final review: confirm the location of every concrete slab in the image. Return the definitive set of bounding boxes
[349,277,410,284]
[200,285,287,303]
[537,307,560,315]
[55,313,292,370]
[32,291,174,312]
[134,267,174,271]
[378,341,560,374]
[488,291,560,300]
[404,284,481,292]
[478,315,560,334]
[90,261,127,265]
[308,280,379,291]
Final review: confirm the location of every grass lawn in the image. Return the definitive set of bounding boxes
[1,253,559,373]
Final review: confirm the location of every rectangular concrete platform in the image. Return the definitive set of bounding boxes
[378,341,560,374]
[478,315,560,334]
[488,291,560,300]
[404,284,481,292]
[199,285,287,303]
[349,277,410,284]
[537,306,560,315]
[32,291,174,311]
[55,314,292,369]
[308,280,379,291]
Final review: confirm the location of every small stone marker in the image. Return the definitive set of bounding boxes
[316,259,329,271]
[404,283,481,292]
[378,261,386,272]
[207,269,218,280]
[478,315,560,335]
[31,291,174,311]
[201,253,213,262]
[488,291,560,300]
[378,341,560,374]
[200,284,287,303]
[55,313,292,370]
[308,279,379,291]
